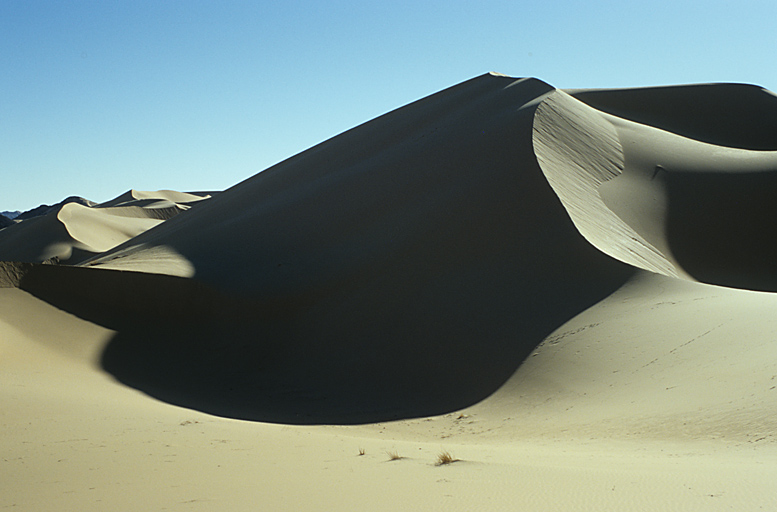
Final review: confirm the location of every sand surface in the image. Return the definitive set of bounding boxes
[2,73,776,510]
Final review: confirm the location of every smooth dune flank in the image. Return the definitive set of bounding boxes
[2,73,776,511]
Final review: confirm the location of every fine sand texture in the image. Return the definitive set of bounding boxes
[2,73,777,510]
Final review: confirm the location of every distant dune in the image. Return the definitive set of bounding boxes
[14,195,95,221]
[2,73,776,511]
[0,214,13,229]
[0,190,212,265]
[1,210,21,220]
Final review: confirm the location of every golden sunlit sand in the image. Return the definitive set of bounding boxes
[2,73,776,510]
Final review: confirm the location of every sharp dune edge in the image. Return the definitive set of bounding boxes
[2,73,776,511]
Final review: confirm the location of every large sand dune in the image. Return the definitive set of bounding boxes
[2,73,776,510]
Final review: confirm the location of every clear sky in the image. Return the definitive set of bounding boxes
[2,0,776,212]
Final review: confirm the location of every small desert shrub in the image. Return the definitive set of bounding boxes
[436,450,458,465]
[358,448,365,456]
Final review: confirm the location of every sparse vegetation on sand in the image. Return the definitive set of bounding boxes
[386,450,402,461]
[436,450,458,465]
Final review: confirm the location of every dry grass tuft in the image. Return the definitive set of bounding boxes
[386,450,403,461]
[436,450,458,465]
[358,448,365,456]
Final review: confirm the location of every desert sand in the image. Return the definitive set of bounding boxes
[2,73,776,510]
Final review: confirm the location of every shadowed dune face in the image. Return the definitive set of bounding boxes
[567,83,777,150]
[9,74,634,423]
[665,171,777,291]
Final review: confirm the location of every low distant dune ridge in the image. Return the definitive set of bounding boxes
[14,195,95,222]
[95,189,211,208]
[3,73,777,423]
[0,208,89,263]
[0,190,212,265]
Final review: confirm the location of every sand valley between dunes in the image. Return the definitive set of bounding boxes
[2,73,777,510]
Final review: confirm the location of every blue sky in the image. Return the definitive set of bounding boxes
[2,0,776,211]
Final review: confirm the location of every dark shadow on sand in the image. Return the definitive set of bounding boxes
[665,170,777,292]
[11,208,634,425]
[99,257,633,424]
[568,83,777,150]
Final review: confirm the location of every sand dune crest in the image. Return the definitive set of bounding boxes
[535,85,777,291]
[532,90,682,278]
